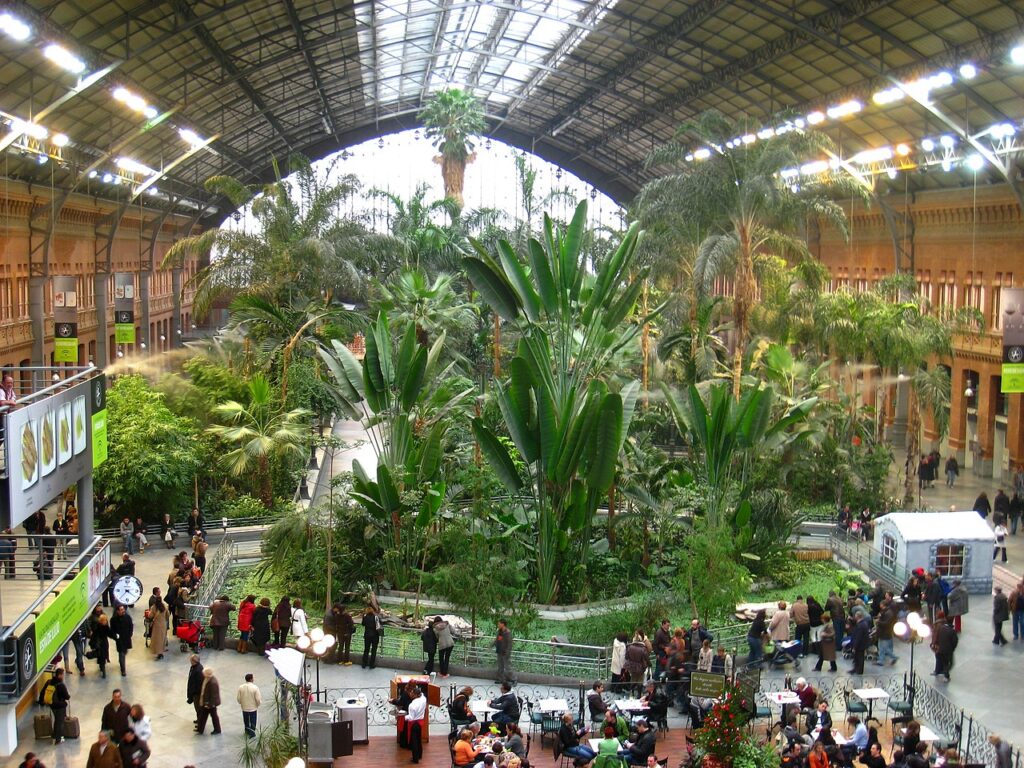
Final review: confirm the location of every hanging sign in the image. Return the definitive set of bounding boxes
[1002,287,1024,394]
[52,276,78,363]
[114,273,136,344]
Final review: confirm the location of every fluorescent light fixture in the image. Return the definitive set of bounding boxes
[806,111,825,125]
[51,133,69,147]
[826,100,862,119]
[693,148,712,160]
[800,160,829,175]
[941,159,952,172]
[148,187,159,196]
[873,87,903,105]
[989,123,1015,139]
[178,127,204,146]
[116,156,156,175]
[921,138,935,152]
[959,63,977,79]
[895,143,911,156]
[113,86,159,119]
[0,12,31,41]
[886,168,897,179]
[939,134,955,149]
[1012,46,1024,66]
[102,172,113,183]
[965,154,984,171]
[850,147,893,164]
[10,118,48,140]
[37,154,47,165]
[43,44,86,75]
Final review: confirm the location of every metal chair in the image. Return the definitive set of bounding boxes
[541,713,562,747]
[844,687,868,717]
[526,700,543,739]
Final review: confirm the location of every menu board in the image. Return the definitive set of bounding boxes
[3,376,103,529]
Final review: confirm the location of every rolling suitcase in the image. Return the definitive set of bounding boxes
[64,706,80,739]
[34,713,52,739]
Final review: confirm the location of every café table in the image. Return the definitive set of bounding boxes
[852,687,890,723]
[905,725,941,743]
[538,698,569,714]
[765,690,801,726]
[470,700,499,720]
[812,727,849,746]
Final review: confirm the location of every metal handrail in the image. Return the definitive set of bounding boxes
[0,535,106,641]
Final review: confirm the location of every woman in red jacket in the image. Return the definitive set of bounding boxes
[237,595,256,653]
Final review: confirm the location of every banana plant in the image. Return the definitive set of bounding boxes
[318,312,474,588]
[462,201,660,603]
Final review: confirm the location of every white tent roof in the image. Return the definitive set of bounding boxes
[877,511,996,543]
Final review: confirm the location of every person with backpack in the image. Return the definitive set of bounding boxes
[40,667,70,744]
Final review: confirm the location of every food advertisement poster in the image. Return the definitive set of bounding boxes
[53,276,79,364]
[1002,287,1024,394]
[3,376,102,529]
[114,273,136,345]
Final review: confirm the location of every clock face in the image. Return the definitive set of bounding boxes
[1009,346,1024,363]
[20,636,36,683]
[113,575,143,606]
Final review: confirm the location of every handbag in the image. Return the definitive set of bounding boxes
[164,530,173,542]
[271,616,280,633]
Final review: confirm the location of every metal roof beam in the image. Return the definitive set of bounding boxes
[281,0,339,139]
[418,0,456,103]
[539,0,730,135]
[581,0,896,152]
[466,2,519,89]
[171,0,295,151]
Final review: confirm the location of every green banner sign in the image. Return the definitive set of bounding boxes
[92,409,107,468]
[35,566,91,673]
[1002,363,1024,394]
[115,324,136,344]
[54,336,77,363]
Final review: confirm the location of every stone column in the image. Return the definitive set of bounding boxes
[948,359,968,465]
[94,274,109,365]
[974,369,998,478]
[77,473,94,553]
[28,276,46,390]
[1007,393,1024,481]
[139,271,151,354]
[171,268,182,349]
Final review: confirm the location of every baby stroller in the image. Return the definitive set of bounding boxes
[769,639,802,669]
[175,620,206,653]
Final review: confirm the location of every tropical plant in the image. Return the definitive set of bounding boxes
[317,312,475,588]
[418,88,486,206]
[238,719,299,768]
[658,295,731,385]
[206,374,311,507]
[94,375,203,522]
[162,156,364,317]
[642,109,862,398]
[374,269,477,346]
[369,185,464,274]
[463,201,657,603]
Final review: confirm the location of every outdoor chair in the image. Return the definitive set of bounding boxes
[526,700,543,739]
[844,687,868,717]
[541,713,561,746]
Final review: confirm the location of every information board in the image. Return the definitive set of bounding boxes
[1002,287,1024,394]
[690,671,726,698]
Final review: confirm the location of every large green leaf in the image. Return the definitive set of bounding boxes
[586,392,623,490]
[472,418,523,492]
[400,346,427,411]
[527,239,558,316]
[395,322,418,386]
[554,382,603,485]
[371,313,394,390]
[496,240,541,322]
[494,380,538,465]
[462,257,520,322]
[418,420,445,483]
[377,464,400,513]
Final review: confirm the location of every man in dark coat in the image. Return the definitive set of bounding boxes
[101,689,132,743]
[42,667,71,744]
[924,574,944,625]
[186,655,204,724]
[931,618,958,682]
[994,490,1011,525]
[420,619,438,675]
[195,667,222,735]
[848,612,872,675]
[118,730,150,767]
[993,587,1010,645]
[110,605,133,677]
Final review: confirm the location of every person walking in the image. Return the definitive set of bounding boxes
[118,730,149,767]
[0,529,16,578]
[237,595,255,653]
[1010,492,1023,536]
[1011,582,1024,640]
[128,705,151,742]
[336,605,355,666]
[825,591,845,647]
[944,455,959,487]
[993,586,1010,645]
[160,514,176,549]
[420,618,438,675]
[195,667,222,735]
[250,598,272,655]
[110,605,133,676]
[434,615,455,677]
[931,618,958,682]
[290,598,308,642]
[494,619,515,684]
[947,580,969,633]
[813,613,838,672]
[186,655,204,725]
[974,492,991,519]
[236,673,262,738]
[361,606,381,669]
[272,597,291,648]
[208,595,235,651]
[148,600,167,660]
[993,521,1009,563]
[90,613,112,678]
[747,609,766,665]
[17,752,45,768]
[101,689,132,743]
[40,667,70,744]
[875,599,898,666]
[791,596,810,656]
[848,609,871,675]
[85,730,122,768]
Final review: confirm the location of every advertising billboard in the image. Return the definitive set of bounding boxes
[53,276,79,364]
[114,273,136,345]
[1002,287,1024,394]
[3,376,104,529]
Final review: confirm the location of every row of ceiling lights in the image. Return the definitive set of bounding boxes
[0,10,211,198]
[679,43,1024,177]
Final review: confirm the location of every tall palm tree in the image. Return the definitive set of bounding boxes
[418,88,486,207]
[641,109,862,399]
[162,156,363,318]
[207,374,311,507]
[369,185,464,275]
